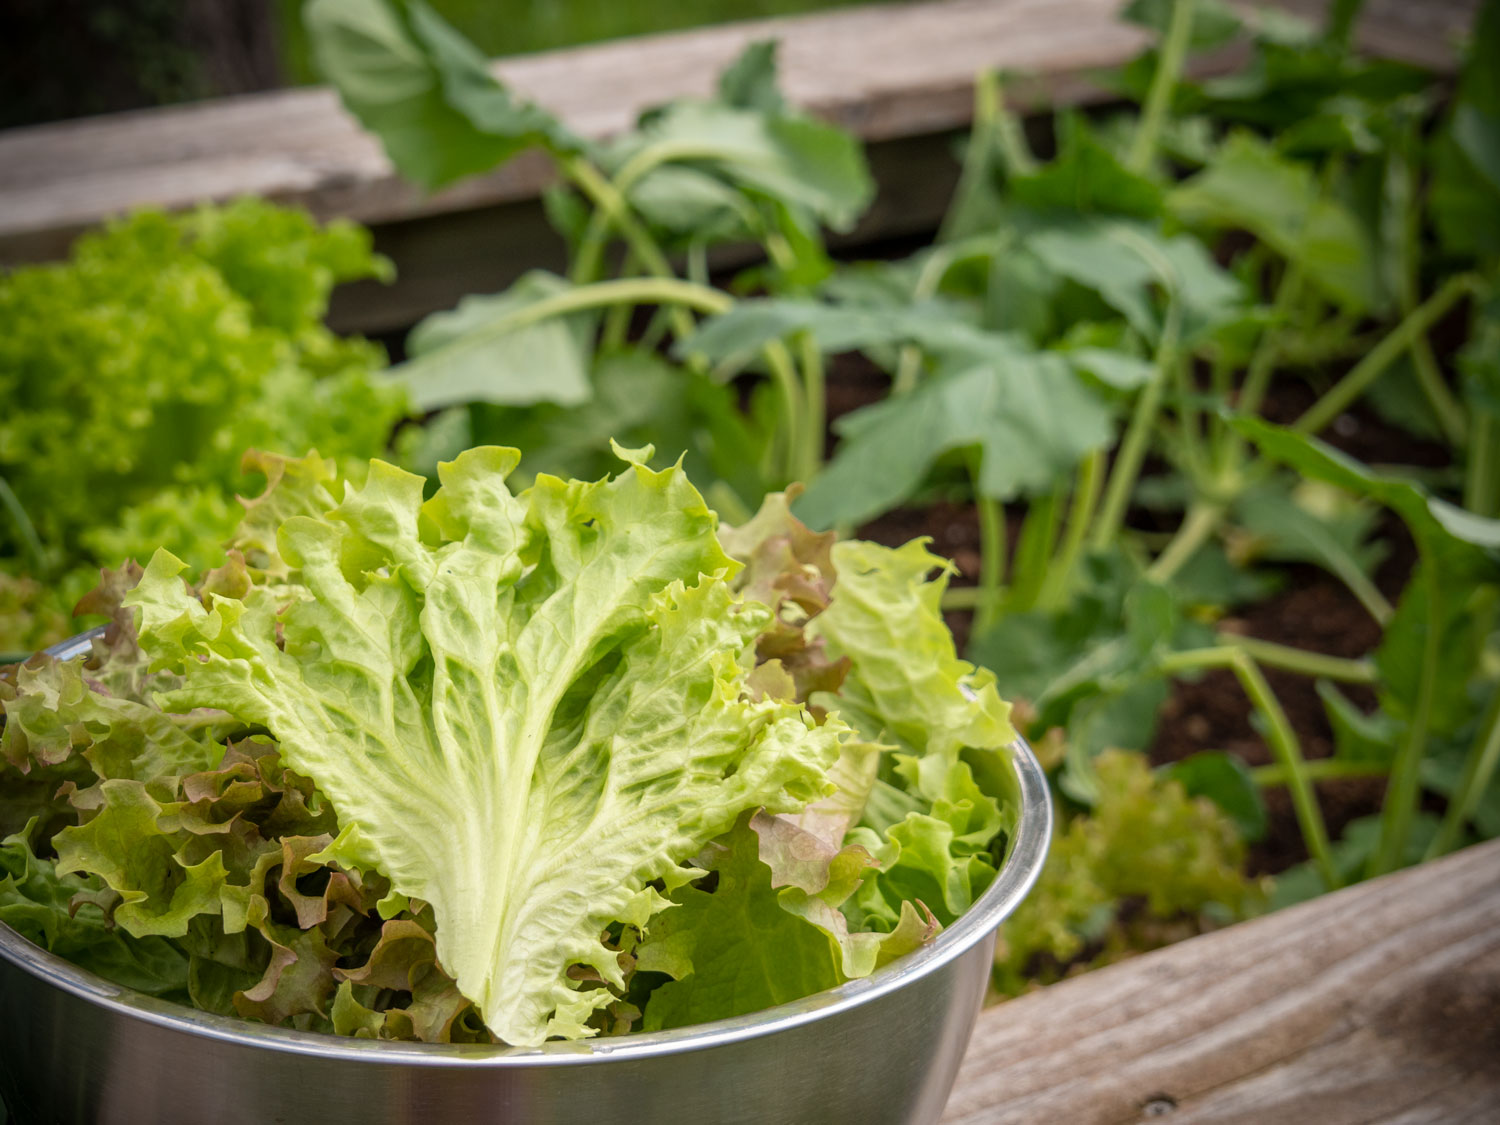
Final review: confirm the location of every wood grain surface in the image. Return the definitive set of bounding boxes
[941,836,1500,1124]
[0,0,1476,265]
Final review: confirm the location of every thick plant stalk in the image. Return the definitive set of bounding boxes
[1426,687,1500,859]
[1254,758,1388,787]
[1037,450,1104,609]
[1092,306,1181,549]
[1466,414,1498,517]
[1159,646,1340,891]
[1370,564,1444,877]
[1127,0,1198,173]
[1145,500,1224,584]
[799,333,826,483]
[1217,635,1378,684]
[1296,274,1480,436]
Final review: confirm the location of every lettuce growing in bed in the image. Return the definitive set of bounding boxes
[0,446,1020,1045]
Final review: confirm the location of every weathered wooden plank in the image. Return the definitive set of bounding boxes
[0,0,1474,267]
[941,837,1500,1124]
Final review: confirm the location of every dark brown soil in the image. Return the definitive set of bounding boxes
[830,347,1443,877]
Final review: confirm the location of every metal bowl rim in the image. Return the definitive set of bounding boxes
[0,628,1052,1067]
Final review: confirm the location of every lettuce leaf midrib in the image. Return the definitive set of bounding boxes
[130,448,842,1045]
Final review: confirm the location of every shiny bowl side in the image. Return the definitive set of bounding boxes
[0,631,1051,1125]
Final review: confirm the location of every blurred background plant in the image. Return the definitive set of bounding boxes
[1,0,1497,998]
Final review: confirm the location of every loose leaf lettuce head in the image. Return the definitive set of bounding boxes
[127,446,843,1045]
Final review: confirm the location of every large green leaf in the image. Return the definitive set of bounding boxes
[1431,0,1500,260]
[395,272,594,411]
[794,350,1115,529]
[610,100,873,234]
[635,819,843,1030]
[1170,132,1379,310]
[1026,218,1244,342]
[127,448,842,1046]
[306,0,582,191]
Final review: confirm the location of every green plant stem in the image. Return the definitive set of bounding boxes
[891,235,1004,394]
[1326,0,1368,49]
[0,475,49,575]
[1296,274,1480,436]
[1253,758,1389,787]
[1127,0,1198,173]
[599,248,641,350]
[1237,263,1305,419]
[973,493,1007,633]
[940,586,987,610]
[1426,686,1500,859]
[1145,500,1224,583]
[1408,332,1468,447]
[798,332,826,483]
[1091,305,1181,550]
[940,69,1002,244]
[1008,490,1061,613]
[1159,646,1339,890]
[1465,414,1498,517]
[561,156,696,339]
[1370,563,1443,877]
[1036,450,1104,609]
[1217,634,1378,683]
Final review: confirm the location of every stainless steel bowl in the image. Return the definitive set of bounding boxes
[1,631,1051,1125]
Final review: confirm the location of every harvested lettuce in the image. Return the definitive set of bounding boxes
[0,448,1020,1045]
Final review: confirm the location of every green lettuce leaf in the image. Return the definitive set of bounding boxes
[126,446,843,1045]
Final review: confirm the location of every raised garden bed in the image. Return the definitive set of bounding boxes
[2,0,1499,1118]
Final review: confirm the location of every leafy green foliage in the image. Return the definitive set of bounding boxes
[0,200,406,652]
[993,750,1264,995]
[305,0,584,191]
[1,454,1024,1045]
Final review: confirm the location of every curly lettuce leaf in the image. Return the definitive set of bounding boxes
[809,539,1019,926]
[127,446,842,1045]
[637,817,931,1030]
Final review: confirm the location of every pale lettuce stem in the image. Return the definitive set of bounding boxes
[1426,687,1500,860]
[1369,564,1443,877]
[1092,305,1181,550]
[1296,274,1480,436]
[1036,450,1104,610]
[1158,645,1339,889]
[1127,0,1198,174]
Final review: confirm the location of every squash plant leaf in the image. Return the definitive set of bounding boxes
[1024,218,1246,343]
[306,0,584,191]
[1422,0,1500,258]
[795,351,1115,530]
[609,100,873,236]
[1170,131,1380,311]
[396,271,594,411]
